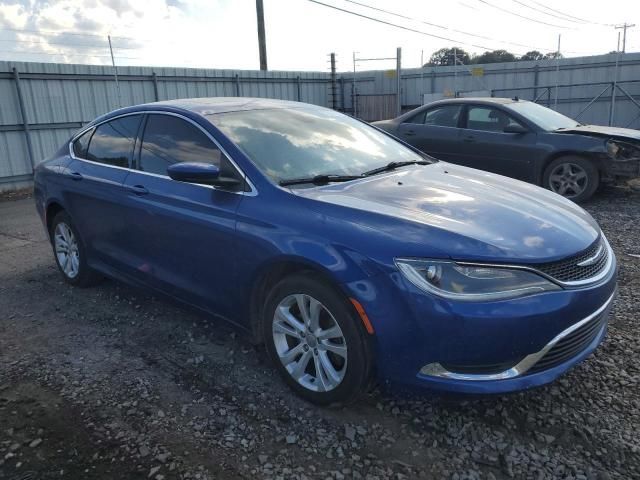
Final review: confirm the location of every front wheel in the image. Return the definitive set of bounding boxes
[263,274,374,405]
[543,156,599,203]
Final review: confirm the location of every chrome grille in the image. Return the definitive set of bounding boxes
[528,308,609,373]
[534,238,608,283]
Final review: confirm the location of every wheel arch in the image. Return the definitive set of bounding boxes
[247,256,350,345]
[538,151,599,186]
[45,200,66,238]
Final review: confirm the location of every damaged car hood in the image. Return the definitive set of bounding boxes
[557,124,640,142]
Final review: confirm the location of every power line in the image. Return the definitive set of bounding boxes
[473,0,576,29]
[0,38,142,50]
[343,0,557,53]
[0,49,142,60]
[0,26,138,42]
[528,0,614,26]
[508,0,590,24]
[307,0,499,51]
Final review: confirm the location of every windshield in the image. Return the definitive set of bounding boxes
[207,107,427,183]
[506,101,580,131]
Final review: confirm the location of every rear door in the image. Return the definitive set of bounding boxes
[455,104,540,181]
[63,114,142,271]
[122,113,245,320]
[395,104,464,162]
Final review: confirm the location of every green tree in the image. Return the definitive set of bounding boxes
[472,49,518,64]
[426,47,471,67]
[521,50,546,61]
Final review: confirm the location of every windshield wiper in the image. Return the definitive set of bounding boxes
[362,160,430,177]
[279,174,363,187]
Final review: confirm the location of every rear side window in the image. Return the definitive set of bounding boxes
[423,105,462,127]
[139,115,222,175]
[86,115,141,168]
[404,110,426,124]
[72,129,93,158]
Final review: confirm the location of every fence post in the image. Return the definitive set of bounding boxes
[430,69,435,94]
[533,64,539,101]
[152,72,159,101]
[396,47,402,115]
[12,67,35,170]
[340,77,345,111]
[235,74,241,96]
[609,82,616,126]
[296,76,301,102]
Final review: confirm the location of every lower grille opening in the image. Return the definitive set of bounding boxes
[527,310,608,374]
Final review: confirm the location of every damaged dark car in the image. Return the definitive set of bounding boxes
[373,98,640,202]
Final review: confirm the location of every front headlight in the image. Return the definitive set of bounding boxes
[606,139,640,160]
[395,259,561,301]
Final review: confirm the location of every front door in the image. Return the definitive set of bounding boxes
[122,113,245,320]
[455,105,540,182]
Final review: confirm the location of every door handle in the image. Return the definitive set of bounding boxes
[128,185,149,195]
[463,135,476,142]
[65,171,83,181]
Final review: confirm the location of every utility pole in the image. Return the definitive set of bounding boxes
[554,34,561,109]
[352,51,357,117]
[615,23,636,53]
[256,0,268,70]
[396,47,402,116]
[107,35,122,108]
[329,52,337,110]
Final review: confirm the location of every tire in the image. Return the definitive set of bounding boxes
[542,156,599,203]
[262,273,374,405]
[50,211,102,287]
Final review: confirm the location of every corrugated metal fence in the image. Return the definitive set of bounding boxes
[2,53,640,192]
[0,61,330,192]
[344,52,640,127]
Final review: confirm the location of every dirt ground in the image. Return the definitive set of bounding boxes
[1,189,639,480]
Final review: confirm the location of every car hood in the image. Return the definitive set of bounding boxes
[557,124,640,142]
[292,163,600,263]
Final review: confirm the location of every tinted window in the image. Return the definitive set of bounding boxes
[86,115,141,168]
[139,115,222,175]
[404,110,426,124]
[207,107,427,183]
[466,106,523,132]
[423,105,462,127]
[73,129,93,158]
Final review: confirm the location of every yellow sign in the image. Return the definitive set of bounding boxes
[472,67,485,77]
[384,70,397,78]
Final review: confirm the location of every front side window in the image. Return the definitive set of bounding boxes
[139,115,223,176]
[86,115,141,168]
[207,107,427,183]
[466,106,522,132]
[423,105,462,127]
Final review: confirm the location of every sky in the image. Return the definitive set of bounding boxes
[0,0,638,72]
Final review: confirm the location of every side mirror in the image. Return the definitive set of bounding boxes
[168,162,221,184]
[503,124,528,134]
[167,162,242,189]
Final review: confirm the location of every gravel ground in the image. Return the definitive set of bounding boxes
[0,187,639,480]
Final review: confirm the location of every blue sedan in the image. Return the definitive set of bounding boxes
[34,98,618,404]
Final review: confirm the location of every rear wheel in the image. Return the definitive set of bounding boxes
[50,211,102,287]
[543,156,599,203]
[263,274,373,405]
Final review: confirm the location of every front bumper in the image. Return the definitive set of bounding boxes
[343,253,617,394]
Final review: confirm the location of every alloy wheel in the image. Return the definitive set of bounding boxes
[272,293,348,392]
[548,163,588,198]
[54,222,80,279]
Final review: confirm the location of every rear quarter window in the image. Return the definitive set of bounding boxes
[72,129,93,158]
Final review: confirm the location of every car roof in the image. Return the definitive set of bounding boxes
[428,97,522,106]
[141,97,312,115]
